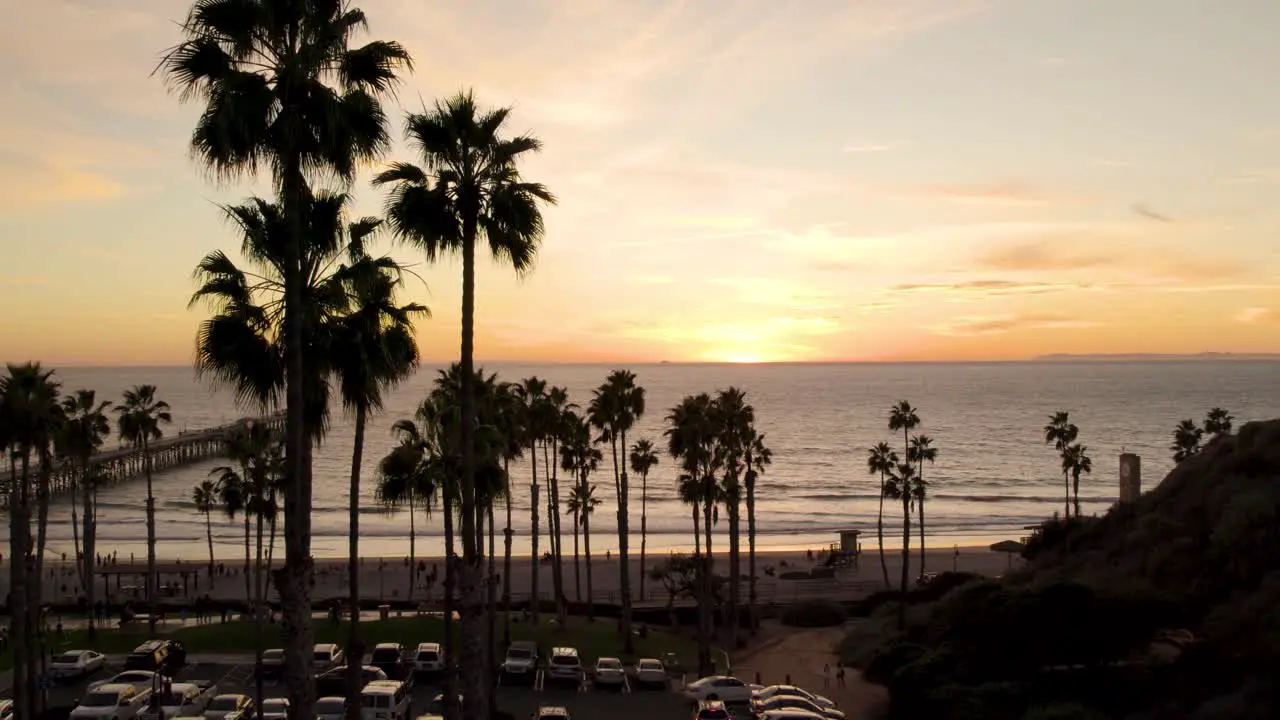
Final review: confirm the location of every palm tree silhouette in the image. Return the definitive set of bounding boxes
[162,7,410,712]
[493,382,525,644]
[561,412,603,620]
[744,430,771,635]
[908,435,937,579]
[59,389,112,638]
[116,385,172,633]
[629,438,659,600]
[1171,419,1204,463]
[865,442,897,589]
[714,387,753,650]
[1061,444,1093,517]
[884,460,919,629]
[192,479,220,580]
[1044,411,1080,519]
[545,386,574,626]
[1204,408,1233,438]
[514,377,548,625]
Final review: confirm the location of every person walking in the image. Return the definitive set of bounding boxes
[837,664,846,688]
[822,663,831,690]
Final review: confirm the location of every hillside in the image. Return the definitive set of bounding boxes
[840,419,1280,719]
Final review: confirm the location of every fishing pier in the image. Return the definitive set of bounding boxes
[1,413,284,503]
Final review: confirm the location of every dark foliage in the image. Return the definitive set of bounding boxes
[780,600,845,627]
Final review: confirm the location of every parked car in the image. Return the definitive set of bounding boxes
[633,658,667,688]
[125,641,185,675]
[545,648,581,685]
[202,695,253,720]
[369,643,413,683]
[315,666,387,698]
[692,700,730,720]
[425,695,461,717]
[313,644,345,672]
[90,671,159,692]
[139,682,218,720]
[532,706,570,720]
[500,641,537,682]
[260,698,290,720]
[70,684,153,720]
[751,685,837,710]
[258,649,285,678]
[754,696,844,720]
[315,697,347,720]
[413,643,443,675]
[0,699,12,720]
[681,676,753,703]
[359,680,411,720]
[591,658,625,688]
[50,650,107,679]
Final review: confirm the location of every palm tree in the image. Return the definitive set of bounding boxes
[545,386,573,625]
[865,442,897,589]
[59,389,112,638]
[561,412,603,617]
[330,226,425,690]
[375,92,554,719]
[588,370,646,650]
[1044,411,1080,518]
[884,461,918,630]
[743,430,771,635]
[493,382,524,645]
[713,387,753,649]
[115,385,172,633]
[1062,444,1092,517]
[677,473,703,556]
[908,435,937,579]
[192,479,220,579]
[569,482,602,616]
[163,6,411,713]
[1171,419,1203,463]
[211,464,252,602]
[1204,407,1233,438]
[514,377,548,624]
[629,439,658,601]
[665,392,722,676]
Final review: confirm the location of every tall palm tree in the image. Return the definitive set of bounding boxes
[1062,444,1092,517]
[569,482,602,616]
[561,412,603,617]
[163,6,410,714]
[375,92,554,719]
[192,479,220,579]
[545,386,573,625]
[514,377,548,624]
[628,439,658,601]
[565,488,584,602]
[212,464,252,602]
[677,473,703,557]
[743,430,771,635]
[331,225,425,691]
[1043,411,1079,518]
[887,402,920,626]
[1204,407,1233,438]
[1171,419,1203,463]
[865,442,897,589]
[60,389,112,639]
[493,382,524,645]
[713,388,753,650]
[665,393,722,677]
[588,370,646,650]
[115,385,172,634]
[884,461,918,630]
[908,435,937,579]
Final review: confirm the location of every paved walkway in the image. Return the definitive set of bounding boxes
[733,625,888,720]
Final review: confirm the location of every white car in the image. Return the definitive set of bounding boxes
[499,641,537,680]
[592,658,625,687]
[202,695,253,720]
[260,649,285,676]
[752,685,837,710]
[51,650,107,679]
[545,647,581,684]
[681,676,753,703]
[71,684,152,720]
[315,697,347,720]
[139,682,218,720]
[414,643,443,674]
[755,696,845,720]
[260,698,290,720]
[633,658,667,688]
[90,671,159,691]
[313,644,345,672]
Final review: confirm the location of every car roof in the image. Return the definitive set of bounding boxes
[699,699,726,708]
[317,697,346,702]
[636,657,661,664]
[58,649,91,655]
[596,656,621,663]
[374,643,401,649]
[362,681,402,691]
[416,642,441,650]
[315,643,339,650]
[93,684,134,693]
[132,640,164,652]
[509,640,537,648]
[213,694,248,700]
[536,707,568,715]
[549,647,578,655]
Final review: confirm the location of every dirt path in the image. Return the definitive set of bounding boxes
[733,626,888,720]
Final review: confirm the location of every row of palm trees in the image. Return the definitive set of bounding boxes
[1172,407,1234,463]
[1,371,173,716]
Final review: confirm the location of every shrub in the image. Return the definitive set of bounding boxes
[781,599,845,627]
[863,641,927,684]
[1021,702,1109,720]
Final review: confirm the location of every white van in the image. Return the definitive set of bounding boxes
[361,680,411,720]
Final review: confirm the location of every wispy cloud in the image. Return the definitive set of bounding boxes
[979,241,1125,272]
[890,280,1093,296]
[932,314,1100,337]
[1132,202,1174,223]
[1234,307,1280,324]
[911,180,1053,207]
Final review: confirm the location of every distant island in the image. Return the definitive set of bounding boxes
[1032,352,1280,362]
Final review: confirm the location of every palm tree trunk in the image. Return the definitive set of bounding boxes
[529,448,540,626]
[81,457,96,639]
[1072,471,1081,518]
[877,471,890,589]
[502,459,514,646]
[692,503,701,556]
[899,495,911,630]
[486,502,497,695]
[345,405,367,720]
[144,435,158,634]
[243,514,252,603]
[11,452,30,720]
[204,509,215,580]
[618,429,633,653]
[746,479,758,635]
[728,488,740,650]
[917,497,926,581]
[572,509,581,602]
[254,511,266,720]
[583,496,594,622]
[548,441,567,626]
[700,478,715,677]
[71,485,84,595]
[268,512,278,573]
[409,493,417,603]
[639,472,648,602]
[441,489,457,720]
[1063,468,1071,519]
[35,456,51,590]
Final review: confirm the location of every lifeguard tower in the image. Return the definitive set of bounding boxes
[825,529,861,568]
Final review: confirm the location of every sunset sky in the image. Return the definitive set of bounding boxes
[2,0,1279,365]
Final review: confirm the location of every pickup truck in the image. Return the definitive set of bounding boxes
[138,682,218,720]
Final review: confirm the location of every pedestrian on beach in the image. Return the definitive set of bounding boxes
[823,663,831,689]
[837,664,846,688]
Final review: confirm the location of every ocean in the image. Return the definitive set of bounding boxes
[5,361,1278,561]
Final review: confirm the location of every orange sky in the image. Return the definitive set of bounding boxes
[2,0,1279,365]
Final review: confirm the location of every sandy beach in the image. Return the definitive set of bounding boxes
[7,544,1016,607]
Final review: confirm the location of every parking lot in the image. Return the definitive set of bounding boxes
[35,656,761,720]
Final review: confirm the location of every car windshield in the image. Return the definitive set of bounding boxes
[80,693,120,708]
[417,651,438,660]
[638,662,661,671]
[263,650,283,660]
[540,715,567,720]
[698,710,729,720]
[370,649,400,662]
[551,656,577,666]
[117,673,151,682]
[53,653,82,664]
[506,648,532,659]
[315,700,345,715]
[313,651,331,661]
[210,698,241,711]
[597,660,621,669]
[263,700,288,712]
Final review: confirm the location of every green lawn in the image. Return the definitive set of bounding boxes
[4,616,717,673]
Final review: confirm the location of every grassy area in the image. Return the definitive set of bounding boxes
[4,616,717,673]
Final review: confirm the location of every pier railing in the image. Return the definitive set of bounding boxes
[0,413,284,505]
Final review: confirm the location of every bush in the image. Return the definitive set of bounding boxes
[781,599,845,627]
[863,641,927,684]
[1020,702,1109,720]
